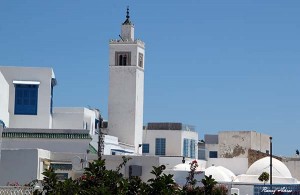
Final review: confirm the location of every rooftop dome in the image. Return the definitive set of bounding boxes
[173,162,202,172]
[246,157,292,178]
[205,165,238,182]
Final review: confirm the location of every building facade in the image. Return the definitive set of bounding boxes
[204,131,270,160]
[0,66,100,134]
[142,122,199,159]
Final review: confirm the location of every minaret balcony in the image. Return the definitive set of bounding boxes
[109,39,145,48]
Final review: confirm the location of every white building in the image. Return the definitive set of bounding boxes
[1,128,92,154]
[52,107,100,135]
[204,131,270,160]
[142,122,199,159]
[0,66,56,129]
[108,8,145,154]
[199,131,271,175]
[0,66,100,134]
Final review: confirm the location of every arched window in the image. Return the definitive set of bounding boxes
[116,52,131,66]
[122,55,127,65]
[119,55,123,65]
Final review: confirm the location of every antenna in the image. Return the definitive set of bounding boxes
[119,35,124,41]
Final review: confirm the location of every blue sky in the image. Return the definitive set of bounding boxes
[0,0,299,156]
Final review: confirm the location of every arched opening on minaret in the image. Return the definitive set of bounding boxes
[122,55,127,65]
[116,52,131,66]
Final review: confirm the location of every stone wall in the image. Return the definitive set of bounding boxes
[248,149,282,167]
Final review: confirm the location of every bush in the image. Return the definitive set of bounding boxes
[36,157,223,195]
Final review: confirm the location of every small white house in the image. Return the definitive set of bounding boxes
[142,122,199,159]
[0,66,56,129]
[0,66,101,134]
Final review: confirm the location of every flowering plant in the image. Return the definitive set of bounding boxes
[7,181,20,186]
[185,160,199,187]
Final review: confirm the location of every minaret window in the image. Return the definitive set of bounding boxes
[116,52,131,66]
[138,53,143,68]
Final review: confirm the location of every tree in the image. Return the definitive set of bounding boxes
[258,172,269,185]
[38,157,180,195]
[147,165,180,195]
[202,175,217,195]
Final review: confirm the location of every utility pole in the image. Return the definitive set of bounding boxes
[270,137,272,187]
[98,116,104,159]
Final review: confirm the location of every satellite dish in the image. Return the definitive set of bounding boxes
[72,156,83,171]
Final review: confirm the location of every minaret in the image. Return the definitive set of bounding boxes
[108,7,145,154]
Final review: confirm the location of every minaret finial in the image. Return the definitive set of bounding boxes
[122,6,132,25]
[126,6,130,19]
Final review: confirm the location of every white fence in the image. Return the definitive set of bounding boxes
[0,186,34,195]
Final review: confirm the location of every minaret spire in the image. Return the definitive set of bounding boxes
[122,6,132,25]
[126,6,130,19]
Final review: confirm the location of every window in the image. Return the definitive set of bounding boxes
[190,139,196,158]
[183,139,189,157]
[198,149,206,160]
[155,138,166,155]
[183,139,196,158]
[14,84,38,115]
[138,53,143,68]
[142,144,149,154]
[95,119,99,129]
[209,151,218,158]
[115,52,131,66]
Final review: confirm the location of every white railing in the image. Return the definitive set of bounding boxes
[0,186,34,195]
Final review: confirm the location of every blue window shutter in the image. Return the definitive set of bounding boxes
[209,151,218,158]
[155,138,166,155]
[142,144,149,154]
[14,84,38,115]
[190,140,195,158]
[183,139,189,157]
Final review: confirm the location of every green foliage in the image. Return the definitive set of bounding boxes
[202,175,218,195]
[39,157,169,195]
[40,168,79,195]
[212,184,228,195]
[78,156,132,194]
[147,165,180,195]
[38,157,227,195]
[258,171,269,184]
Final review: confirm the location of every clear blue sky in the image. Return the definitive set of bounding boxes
[0,1,299,156]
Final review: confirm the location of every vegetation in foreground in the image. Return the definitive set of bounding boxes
[34,157,227,195]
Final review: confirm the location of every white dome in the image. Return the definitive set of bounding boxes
[205,165,238,182]
[173,162,202,172]
[173,163,190,171]
[246,157,292,178]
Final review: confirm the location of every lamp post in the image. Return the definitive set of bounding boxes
[270,137,272,187]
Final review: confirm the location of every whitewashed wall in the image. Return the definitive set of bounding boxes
[0,149,50,185]
[143,129,198,158]
[206,157,249,175]
[283,158,300,181]
[2,137,90,154]
[0,72,9,126]
[108,42,145,153]
[52,107,99,134]
[0,66,55,129]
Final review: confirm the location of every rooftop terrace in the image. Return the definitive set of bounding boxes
[144,122,196,132]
